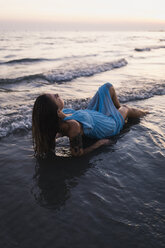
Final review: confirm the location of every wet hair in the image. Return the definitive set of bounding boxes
[32,94,59,157]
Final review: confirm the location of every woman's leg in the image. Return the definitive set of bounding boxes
[109,86,121,109]
[118,105,147,120]
[108,85,147,119]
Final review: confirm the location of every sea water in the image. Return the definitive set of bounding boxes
[0,30,165,248]
[0,30,165,138]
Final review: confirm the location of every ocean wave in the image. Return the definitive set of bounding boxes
[0,54,98,66]
[1,58,50,65]
[0,87,13,92]
[0,58,128,85]
[135,48,151,52]
[1,82,165,139]
[75,38,97,43]
[135,45,165,52]
[119,84,165,102]
[0,107,32,139]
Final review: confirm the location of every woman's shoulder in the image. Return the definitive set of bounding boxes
[66,119,83,137]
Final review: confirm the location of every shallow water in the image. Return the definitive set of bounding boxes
[0,94,165,248]
[0,30,165,247]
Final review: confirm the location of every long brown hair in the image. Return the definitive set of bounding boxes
[32,94,59,157]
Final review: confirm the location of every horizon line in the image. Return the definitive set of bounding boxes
[1,19,165,31]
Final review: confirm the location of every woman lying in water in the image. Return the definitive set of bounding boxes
[32,83,147,157]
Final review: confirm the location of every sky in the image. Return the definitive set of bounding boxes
[0,0,165,30]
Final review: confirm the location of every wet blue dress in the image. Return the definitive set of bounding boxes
[63,83,125,139]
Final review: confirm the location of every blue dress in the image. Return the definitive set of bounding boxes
[63,83,125,139]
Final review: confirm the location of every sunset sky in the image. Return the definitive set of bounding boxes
[0,0,165,30]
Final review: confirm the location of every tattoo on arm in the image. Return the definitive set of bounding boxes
[70,133,83,155]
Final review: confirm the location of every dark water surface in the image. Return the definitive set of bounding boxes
[0,95,165,248]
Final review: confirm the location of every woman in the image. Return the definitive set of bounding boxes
[32,83,147,157]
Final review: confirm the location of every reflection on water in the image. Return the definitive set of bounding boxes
[32,155,92,210]
[31,121,137,211]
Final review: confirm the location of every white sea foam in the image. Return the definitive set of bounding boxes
[0,58,128,85]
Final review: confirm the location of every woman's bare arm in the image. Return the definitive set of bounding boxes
[68,120,110,157]
[83,139,110,155]
[70,133,110,157]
